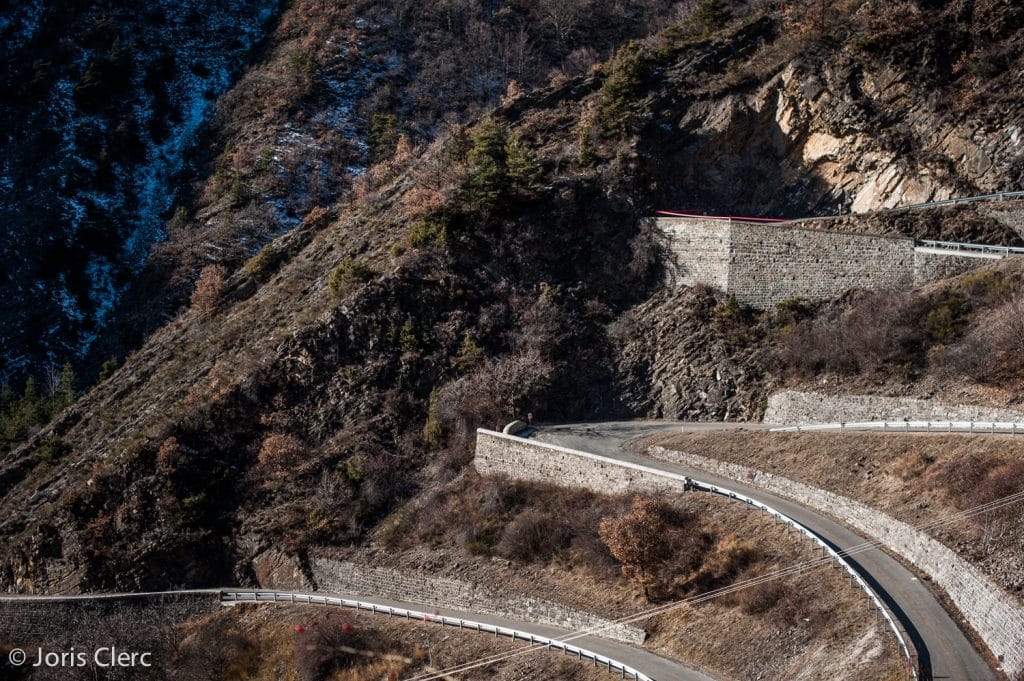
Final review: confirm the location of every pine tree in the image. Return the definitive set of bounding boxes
[98,357,118,382]
[0,383,12,413]
[58,363,77,409]
[695,0,732,35]
[463,116,510,208]
[467,115,508,166]
[18,377,46,431]
[505,133,543,191]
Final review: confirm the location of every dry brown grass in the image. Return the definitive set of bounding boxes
[650,429,1024,600]
[172,604,610,681]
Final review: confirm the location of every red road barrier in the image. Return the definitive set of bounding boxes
[655,210,789,222]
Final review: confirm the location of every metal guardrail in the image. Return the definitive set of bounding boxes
[682,480,919,680]
[482,430,919,680]
[770,420,1024,435]
[914,240,1024,257]
[899,190,1024,211]
[654,210,788,223]
[221,590,656,681]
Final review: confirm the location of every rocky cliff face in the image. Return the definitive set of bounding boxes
[635,6,1024,218]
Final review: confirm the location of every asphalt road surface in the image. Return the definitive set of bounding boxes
[534,421,997,681]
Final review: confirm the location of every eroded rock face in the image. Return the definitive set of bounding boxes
[611,288,770,422]
[643,46,1023,219]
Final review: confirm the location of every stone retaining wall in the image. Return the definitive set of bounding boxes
[309,556,646,644]
[646,445,1024,678]
[474,430,678,496]
[0,591,220,640]
[659,218,731,291]
[656,217,994,308]
[763,390,1024,425]
[912,249,993,284]
[726,221,915,309]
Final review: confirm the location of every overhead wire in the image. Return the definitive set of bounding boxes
[402,485,1024,681]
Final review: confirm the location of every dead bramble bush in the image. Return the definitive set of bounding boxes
[156,436,184,475]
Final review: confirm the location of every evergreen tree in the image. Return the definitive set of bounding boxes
[463,116,510,208]
[695,0,732,35]
[58,363,77,409]
[505,133,543,191]
[467,115,508,166]
[98,357,118,382]
[0,383,12,413]
[20,377,44,426]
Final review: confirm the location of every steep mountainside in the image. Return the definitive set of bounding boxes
[0,0,283,378]
[1,0,1024,598]
[0,0,688,383]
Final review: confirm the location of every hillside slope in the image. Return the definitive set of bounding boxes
[0,0,283,377]
[2,0,1024,597]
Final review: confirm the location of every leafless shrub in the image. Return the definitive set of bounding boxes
[257,433,305,470]
[984,291,1024,376]
[156,436,183,475]
[776,291,925,377]
[932,454,1024,533]
[689,534,762,594]
[432,349,553,446]
[729,569,808,623]
[563,47,600,76]
[293,611,369,681]
[496,509,569,562]
[627,220,667,287]
[190,264,227,316]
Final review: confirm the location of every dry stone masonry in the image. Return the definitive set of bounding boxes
[657,217,998,308]
[475,430,677,496]
[0,592,220,640]
[763,390,1024,425]
[309,556,646,644]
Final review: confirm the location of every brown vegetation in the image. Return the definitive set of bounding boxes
[774,263,1024,389]
[650,429,1024,599]
[190,264,227,317]
[599,496,685,599]
[257,433,306,471]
